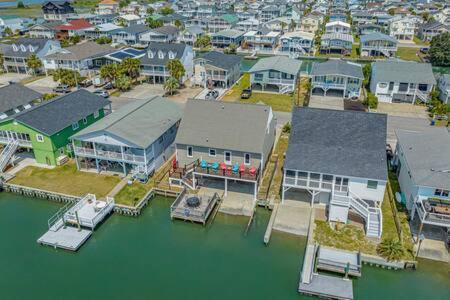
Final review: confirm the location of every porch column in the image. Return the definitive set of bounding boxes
[254,182,257,200]
[282,186,285,203]
[411,203,416,221]
[95,158,100,173]
[224,178,228,196]
[122,161,126,175]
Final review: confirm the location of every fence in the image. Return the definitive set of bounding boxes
[386,180,404,243]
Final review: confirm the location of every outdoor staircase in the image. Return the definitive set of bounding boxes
[180,167,196,190]
[381,49,391,58]
[280,85,292,94]
[415,89,429,103]
[0,140,19,172]
[330,190,382,238]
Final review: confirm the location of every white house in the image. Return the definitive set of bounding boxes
[389,16,418,42]
[282,107,387,238]
[325,21,351,34]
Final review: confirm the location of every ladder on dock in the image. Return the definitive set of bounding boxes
[0,139,18,172]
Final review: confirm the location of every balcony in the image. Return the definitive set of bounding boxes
[74,146,146,164]
[361,44,397,51]
[0,136,32,148]
[312,81,346,90]
[415,197,450,227]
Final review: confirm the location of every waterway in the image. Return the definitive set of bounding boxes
[0,193,449,300]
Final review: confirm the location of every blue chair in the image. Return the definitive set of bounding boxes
[201,160,207,169]
[232,163,239,174]
[211,162,219,172]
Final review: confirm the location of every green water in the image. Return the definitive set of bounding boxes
[0,193,449,300]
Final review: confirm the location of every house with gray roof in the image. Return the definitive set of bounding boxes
[393,128,450,235]
[310,59,364,99]
[170,100,276,202]
[72,96,182,177]
[282,107,387,238]
[43,41,115,75]
[0,83,42,119]
[243,26,281,51]
[320,32,353,55]
[437,74,450,104]
[360,32,398,58]
[1,38,61,74]
[370,60,436,103]
[211,29,245,49]
[418,21,449,42]
[140,42,193,84]
[110,24,151,45]
[248,56,302,94]
[179,25,205,45]
[193,51,242,88]
[139,25,180,45]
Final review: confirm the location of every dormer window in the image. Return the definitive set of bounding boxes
[148,50,154,58]
[158,51,164,59]
[29,45,35,52]
[20,45,26,52]
[12,44,18,51]
[168,51,175,59]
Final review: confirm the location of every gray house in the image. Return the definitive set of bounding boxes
[170,100,276,200]
[248,56,302,94]
[310,60,364,99]
[193,51,242,88]
[72,96,182,177]
[360,32,398,58]
[370,61,436,103]
[437,74,450,104]
[320,33,353,55]
[211,29,244,48]
[282,107,387,238]
[0,83,42,119]
[110,24,151,45]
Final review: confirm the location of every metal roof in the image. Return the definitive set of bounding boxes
[311,60,364,79]
[371,60,436,85]
[248,56,302,76]
[284,107,388,181]
[360,32,397,44]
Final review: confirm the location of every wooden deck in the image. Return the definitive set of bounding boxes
[37,226,92,251]
[170,189,220,225]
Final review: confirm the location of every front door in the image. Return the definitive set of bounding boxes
[224,151,232,165]
[334,177,349,193]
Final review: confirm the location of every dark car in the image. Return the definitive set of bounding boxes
[103,82,114,90]
[93,90,109,98]
[205,89,219,100]
[241,88,252,99]
[420,47,429,54]
[53,84,71,93]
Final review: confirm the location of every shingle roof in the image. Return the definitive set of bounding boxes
[371,60,436,85]
[284,107,388,181]
[212,29,244,39]
[140,42,187,66]
[73,96,182,149]
[54,19,93,30]
[311,60,364,79]
[2,38,50,58]
[249,56,302,76]
[198,51,241,71]
[175,100,272,154]
[111,24,150,35]
[360,32,397,44]
[44,41,115,60]
[151,25,179,35]
[321,32,354,42]
[13,89,110,136]
[0,84,42,113]
[396,128,450,188]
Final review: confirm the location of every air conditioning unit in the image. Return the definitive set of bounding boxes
[56,155,69,166]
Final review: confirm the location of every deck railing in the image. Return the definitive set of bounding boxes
[193,163,260,182]
[416,198,450,226]
[74,146,145,163]
[0,136,32,147]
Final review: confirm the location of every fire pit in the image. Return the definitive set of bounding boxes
[186,196,201,208]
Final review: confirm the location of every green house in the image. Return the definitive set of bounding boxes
[0,89,111,166]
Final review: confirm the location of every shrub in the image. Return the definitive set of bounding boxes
[282,122,291,134]
[364,92,378,109]
[377,238,404,261]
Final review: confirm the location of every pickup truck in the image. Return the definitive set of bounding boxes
[53,84,71,93]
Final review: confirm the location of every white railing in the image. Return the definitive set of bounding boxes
[313,82,346,89]
[265,78,296,85]
[415,89,429,102]
[0,140,18,172]
[0,136,32,147]
[361,45,397,51]
[74,146,145,163]
[416,199,450,226]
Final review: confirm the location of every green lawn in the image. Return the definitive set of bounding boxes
[0,5,43,17]
[114,181,153,207]
[73,0,100,8]
[413,36,429,46]
[222,73,295,112]
[9,162,121,199]
[268,134,289,201]
[397,47,421,62]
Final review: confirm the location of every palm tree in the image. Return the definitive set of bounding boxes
[120,58,140,80]
[100,63,122,83]
[26,54,42,75]
[163,76,179,95]
[377,238,404,261]
[0,52,4,70]
[114,74,132,91]
[53,68,66,83]
[166,59,185,83]
[4,27,13,37]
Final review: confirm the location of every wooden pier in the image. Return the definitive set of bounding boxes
[170,189,220,225]
[37,226,92,251]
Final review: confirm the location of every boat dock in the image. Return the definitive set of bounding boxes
[170,189,220,225]
[317,246,362,277]
[37,194,114,251]
[298,244,354,300]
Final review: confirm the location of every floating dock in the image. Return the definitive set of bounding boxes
[170,189,220,225]
[37,194,114,251]
[298,244,354,300]
[317,246,362,277]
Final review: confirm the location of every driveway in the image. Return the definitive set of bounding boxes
[0,73,30,86]
[119,83,164,99]
[376,102,429,119]
[308,95,344,110]
[25,76,58,94]
[387,116,430,149]
[195,88,226,100]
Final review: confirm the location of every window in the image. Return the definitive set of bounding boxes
[72,122,79,130]
[36,134,44,142]
[83,117,87,124]
[244,153,250,165]
[388,82,394,91]
[418,83,428,92]
[94,110,99,118]
[434,189,449,197]
[158,136,164,144]
[399,82,408,92]
[367,180,378,189]
[209,148,216,157]
[379,83,387,88]
[59,147,65,155]
[187,146,193,157]
[224,151,231,164]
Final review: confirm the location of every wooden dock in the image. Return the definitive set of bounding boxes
[37,226,92,251]
[317,246,362,277]
[170,189,220,225]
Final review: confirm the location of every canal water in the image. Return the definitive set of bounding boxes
[0,193,449,300]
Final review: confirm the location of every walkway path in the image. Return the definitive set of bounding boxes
[107,176,131,198]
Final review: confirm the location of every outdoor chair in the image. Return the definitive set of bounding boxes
[201,160,208,169]
[211,162,219,173]
[232,164,239,174]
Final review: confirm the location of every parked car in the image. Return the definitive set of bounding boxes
[103,82,114,90]
[205,89,219,100]
[93,76,105,87]
[93,90,109,98]
[241,88,252,99]
[53,84,71,93]
[79,79,92,88]
[420,47,429,54]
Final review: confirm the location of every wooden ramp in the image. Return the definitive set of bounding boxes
[37,226,91,251]
[299,274,353,300]
[317,246,362,277]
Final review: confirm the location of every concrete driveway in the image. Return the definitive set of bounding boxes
[308,95,344,110]
[376,102,428,119]
[25,76,59,94]
[195,88,226,100]
[119,83,165,99]
[0,73,30,86]
[387,116,430,148]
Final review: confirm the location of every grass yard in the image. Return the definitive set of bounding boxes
[0,5,43,17]
[314,220,378,255]
[413,36,429,46]
[397,47,421,62]
[222,73,297,112]
[268,134,289,201]
[9,162,121,198]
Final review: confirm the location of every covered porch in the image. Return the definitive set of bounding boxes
[411,196,450,238]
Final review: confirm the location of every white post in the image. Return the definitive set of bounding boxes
[254,182,257,200]
[282,186,285,203]
[224,178,228,196]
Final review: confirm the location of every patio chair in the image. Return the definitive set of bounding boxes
[211,162,219,173]
[201,160,208,169]
[232,163,239,174]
